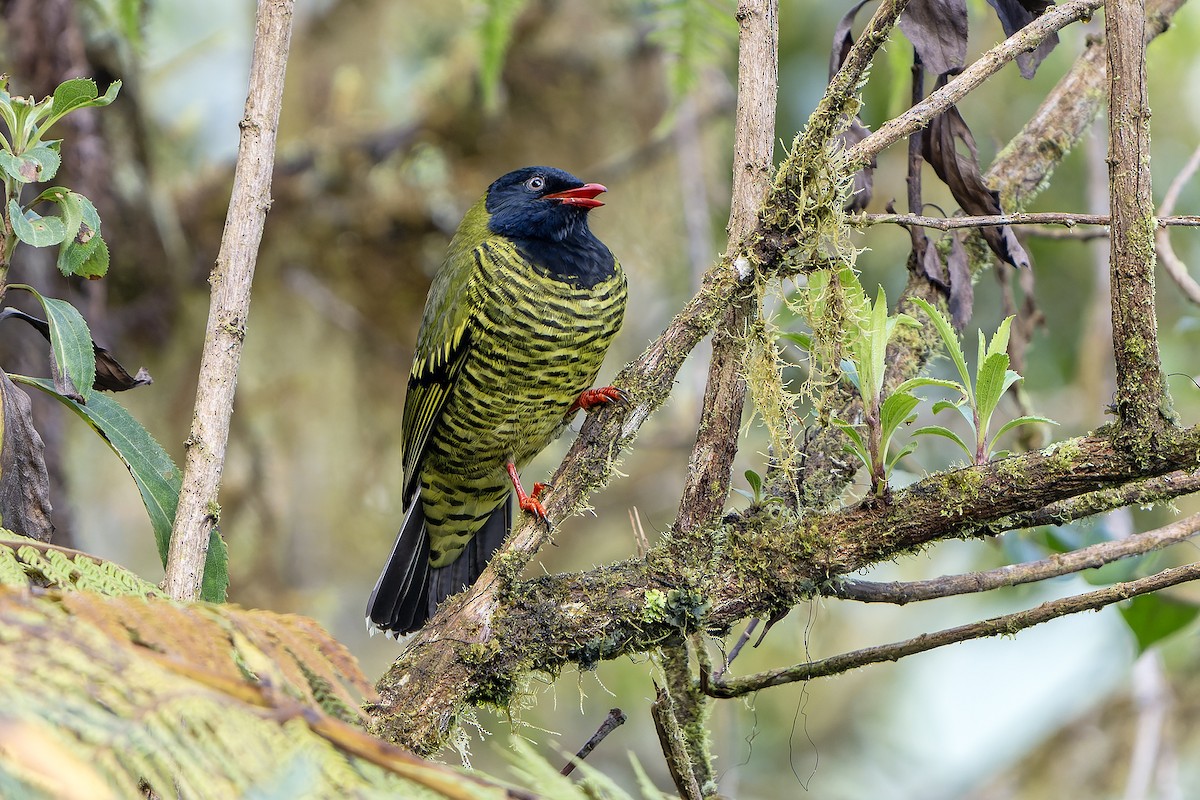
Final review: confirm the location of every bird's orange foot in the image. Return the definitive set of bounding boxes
[568,386,628,415]
[506,462,550,527]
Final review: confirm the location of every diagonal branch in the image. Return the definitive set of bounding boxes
[834,513,1200,604]
[849,0,1105,170]
[1155,143,1200,306]
[705,560,1200,697]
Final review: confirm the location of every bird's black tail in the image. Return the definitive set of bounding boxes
[367,497,511,636]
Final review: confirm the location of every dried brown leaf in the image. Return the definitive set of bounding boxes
[985,0,1059,78]
[0,370,53,542]
[898,0,969,76]
[922,79,1031,270]
[0,307,152,391]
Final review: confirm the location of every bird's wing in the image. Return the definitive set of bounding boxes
[401,314,472,503]
[400,225,492,501]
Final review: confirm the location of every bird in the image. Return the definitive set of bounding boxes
[367,166,628,636]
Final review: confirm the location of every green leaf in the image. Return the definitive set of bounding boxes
[0,143,60,183]
[831,418,870,468]
[886,440,918,468]
[912,424,973,458]
[779,331,812,351]
[62,234,109,279]
[9,284,95,403]
[862,286,891,404]
[987,415,1057,455]
[894,376,964,396]
[1119,593,1200,654]
[931,398,965,416]
[8,200,66,247]
[14,376,175,559]
[202,529,230,603]
[744,469,762,501]
[880,391,920,443]
[46,79,121,126]
[10,376,227,603]
[974,352,1012,424]
[986,315,1015,359]
[912,296,971,396]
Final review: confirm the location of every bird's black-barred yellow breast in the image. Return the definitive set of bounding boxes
[412,233,626,567]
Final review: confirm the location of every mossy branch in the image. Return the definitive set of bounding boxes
[1105,0,1172,437]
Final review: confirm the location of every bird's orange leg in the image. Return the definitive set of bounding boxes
[506,461,549,523]
[567,386,628,415]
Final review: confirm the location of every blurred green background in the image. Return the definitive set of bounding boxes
[9,0,1200,797]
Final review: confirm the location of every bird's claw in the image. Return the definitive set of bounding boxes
[518,493,550,528]
[568,385,629,415]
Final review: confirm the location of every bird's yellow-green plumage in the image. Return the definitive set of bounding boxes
[368,166,627,635]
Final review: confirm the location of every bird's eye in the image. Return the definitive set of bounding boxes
[525,175,545,192]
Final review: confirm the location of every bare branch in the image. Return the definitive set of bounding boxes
[560,708,627,777]
[165,0,294,600]
[854,212,1200,230]
[1155,143,1200,306]
[706,560,1200,697]
[834,513,1200,604]
[676,0,778,534]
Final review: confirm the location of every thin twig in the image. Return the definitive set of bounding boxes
[716,618,759,679]
[1155,143,1200,306]
[853,212,1200,230]
[706,560,1200,698]
[560,708,627,777]
[833,513,1200,604]
[650,685,702,800]
[165,0,295,600]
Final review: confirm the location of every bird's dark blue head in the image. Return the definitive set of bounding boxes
[485,166,606,243]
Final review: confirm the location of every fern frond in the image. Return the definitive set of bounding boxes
[0,584,520,798]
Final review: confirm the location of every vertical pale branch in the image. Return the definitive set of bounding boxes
[661,5,777,795]
[164,0,295,601]
[1105,0,1171,436]
[674,0,778,533]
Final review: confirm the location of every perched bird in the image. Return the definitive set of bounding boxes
[367,166,628,636]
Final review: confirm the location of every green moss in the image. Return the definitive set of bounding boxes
[1045,438,1084,474]
[937,467,985,516]
[642,589,668,624]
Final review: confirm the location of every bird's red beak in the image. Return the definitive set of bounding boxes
[544,183,607,208]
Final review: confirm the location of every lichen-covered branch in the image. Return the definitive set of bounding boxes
[834,513,1200,603]
[676,0,778,540]
[369,427,1200,752]
[988,0,1186,209]
[1106,0,1172,437]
